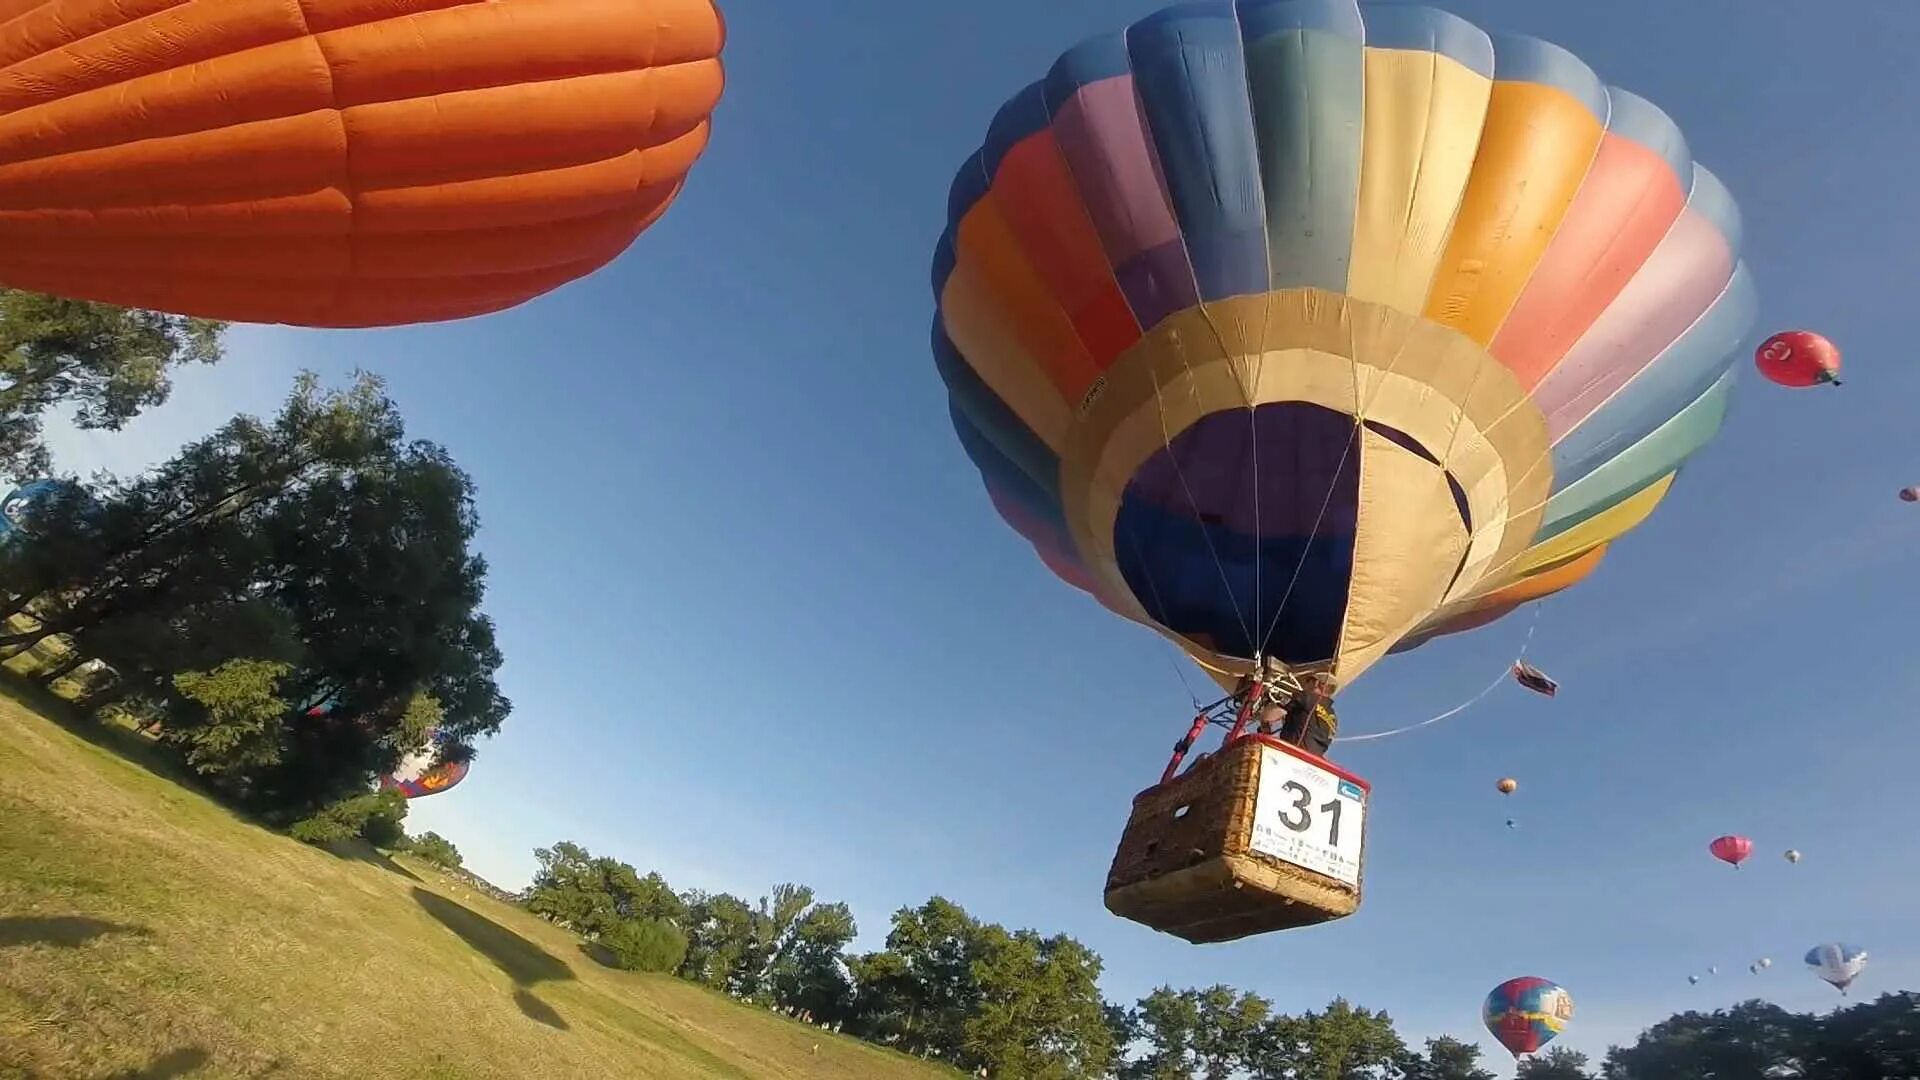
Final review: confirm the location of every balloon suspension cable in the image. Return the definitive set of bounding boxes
[1332,604,1544,745]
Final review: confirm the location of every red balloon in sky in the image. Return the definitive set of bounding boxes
[1755,331,1841,387]
[1710,835,1754,868]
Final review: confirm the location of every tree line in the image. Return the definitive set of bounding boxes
[0,290,506,837]
[518,840,1917,1079]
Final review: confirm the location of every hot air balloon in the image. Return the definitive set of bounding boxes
[1758,957,1772,969]
[1784,849,1802,863]
[0,480,65,540]
[380,731,473,800]
[1506,819,1517,829]
[1710,835,1753,867]
[935,0,1761,941]
[1709,966,1719,975]
[1497,778,1518,795]
[1805,943,1867,994]
[1900,488,1918,504]
[0,1,727,328]
[1483,977,1574,1059]
[1688,975,1700,985]
[1755,331,1841,387]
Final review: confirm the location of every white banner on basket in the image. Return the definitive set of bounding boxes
[1248,746,1366,887]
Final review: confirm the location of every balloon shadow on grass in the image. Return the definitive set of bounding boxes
[412,887,572,1030]
[0,915,149,949]
[106,1046,211,1079]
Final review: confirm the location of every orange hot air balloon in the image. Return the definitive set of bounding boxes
[0,0,726,328]
[1497,778,1518,795]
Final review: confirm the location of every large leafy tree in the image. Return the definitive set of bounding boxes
[963,926,1112,1079]
[1517,1047,1594,1079]
[0,289,223,480]
[1253,998,1410,1080]
[0,372,508,815]
[1602,1000,1814,1079]
[848,897,982,1061]
[679,890,758,991]
[1405,1037,1496,1080]
[524,843,684,940]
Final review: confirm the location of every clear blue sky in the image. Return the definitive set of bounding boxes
[46,0,1920,1070]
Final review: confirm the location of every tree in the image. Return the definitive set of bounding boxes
[287,789,407,847]
[963,926,1113,1079]
[1406,1037,1495,1080]
[522,842,685,941]
[0,372,399,648]
[168,659,292,780]
[0,371,510,817]
[679,890,757,991]
[1254,998,1410,1080]
[1800,992,1920,1078]
[1517,1047,1594,1080]
[1603,1001,1814,1079]
[600,918,689,974]
[848,897,982,1061]
[407,832,463,870]
[768,900,858,1023]
[1120,986,1273,1080]
[0,289,222,480]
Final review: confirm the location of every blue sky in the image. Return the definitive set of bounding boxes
[45,0,1920,1071]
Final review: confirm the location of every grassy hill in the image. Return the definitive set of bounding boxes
[0,694,958,1080]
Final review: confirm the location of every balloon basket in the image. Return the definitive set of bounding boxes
[1104,734,1369,943]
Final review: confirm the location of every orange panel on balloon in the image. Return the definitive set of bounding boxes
[0,0,726,327]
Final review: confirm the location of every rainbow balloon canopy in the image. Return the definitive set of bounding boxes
[932,0,1756,692]
[1483,976,1574,1057]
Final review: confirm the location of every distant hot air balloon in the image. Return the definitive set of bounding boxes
[1805,943,1868,995]
[934,0,1762,705]
[1710,835,1753,868]
[379,730,472,800]
[1755,331,1841,387]
[1506,819,1518,829]
[0,1,727,327]
[1497,778,1519,795]
[1688,975,1700,985]
[1708,966,1719,975]
[1900,488,1919,504]
[1757,957,1772,970]
[0,480,65,540]
[1484,978,1574,1058]
[1784,849,1802,864]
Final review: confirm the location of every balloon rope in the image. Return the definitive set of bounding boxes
[1332,605,1542,744]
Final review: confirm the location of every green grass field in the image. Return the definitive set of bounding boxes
[0,694,958,1080]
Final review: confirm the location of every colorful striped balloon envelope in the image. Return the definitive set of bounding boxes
[1483,976,1574,1057]
[932,0,1756,693]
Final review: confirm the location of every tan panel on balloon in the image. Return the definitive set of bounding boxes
[1057,290,1551,677]
[1334,427,1471,683]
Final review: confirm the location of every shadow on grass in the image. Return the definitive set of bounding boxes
[0,915,149,949]
[323,839,423,883]
[106,1045,210,1079]
[577,941,621,969]
[412,887,573,1030]
[0,669,193,790]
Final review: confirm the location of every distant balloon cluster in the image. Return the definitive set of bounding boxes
[1685,837,1865,995]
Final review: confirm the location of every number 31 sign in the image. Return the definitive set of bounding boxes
[1248,745,1368,887]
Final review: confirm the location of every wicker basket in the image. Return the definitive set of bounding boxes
[1103,734,1369,944]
